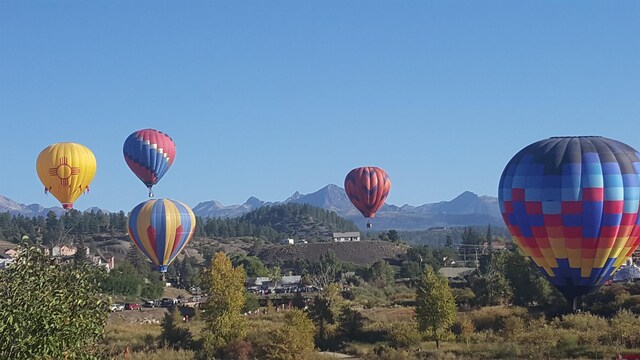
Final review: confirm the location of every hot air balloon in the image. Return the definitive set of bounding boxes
[344,166,391,228]
[127,199,196,273]
[123,129,176,197]
[498,136,640,308]
[36,142,97,210]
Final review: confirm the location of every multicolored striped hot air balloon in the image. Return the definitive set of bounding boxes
[36,142,97,210]
[123,129,176,197]
[127,199,196,273]
[498,136,640,308]
[344,166,391,228]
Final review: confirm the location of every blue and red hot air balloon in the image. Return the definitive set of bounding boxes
[127,199,196,273]
[498,136,640,308]
[345,166,391,228]
[123,129,176,197]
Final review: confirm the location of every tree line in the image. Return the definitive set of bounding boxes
[0,202,359,246]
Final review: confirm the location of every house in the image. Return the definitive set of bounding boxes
[280,238,294,245]
[246,275,302,291]
[332,232,361,242]
[92,254,115,272]
[4,248,19,258]
[51,245,90,257]
[39,245,50,256]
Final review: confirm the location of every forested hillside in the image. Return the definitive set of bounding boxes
[0,203,359,246]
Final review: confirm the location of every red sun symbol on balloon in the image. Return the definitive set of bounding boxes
[48,157,80,187]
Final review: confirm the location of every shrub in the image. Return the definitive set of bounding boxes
[223,340,254,360]
[260,310,315,360]
[362,346,413,360]
[467,306,528,332]
[386,322,422,349]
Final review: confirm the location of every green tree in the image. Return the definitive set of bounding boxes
[0,244,108,359]
[201,252,248,358]
[231,254,269,277]
[307,295,335,348]
[125,243,150,276]
[309,250,343,288]
[262,310,315,360]
[503,249,553,306]
[387,230,400,243]
[363,260,395,287]
[161,307,194,350]
[74,238,89,264]
[471,270,512,306]
[415,266,457,349]
[337,307,365,341]
[445,234,454,248]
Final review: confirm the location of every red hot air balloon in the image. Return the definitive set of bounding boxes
[344,166,391,228]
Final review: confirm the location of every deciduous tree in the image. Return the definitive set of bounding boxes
[0,244,108,359]
[415,266,456,349]
[201,252,247,358]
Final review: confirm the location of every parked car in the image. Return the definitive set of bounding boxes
[143,300,157,308]
[109,303,125,312]
[125,303,141,310]
[162,298,179,307]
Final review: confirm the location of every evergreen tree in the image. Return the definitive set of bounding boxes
[161,307,193,350]
[486,224,493,252]
[415,266,457,349]
[74,238,88,264]
[445,234,454,248]
[125,244,150,276]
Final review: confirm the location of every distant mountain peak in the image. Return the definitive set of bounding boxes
[285,191,302,202]
[244,196,264,208]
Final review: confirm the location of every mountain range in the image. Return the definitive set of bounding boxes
[192,184,503,230]
[0,184,503,230]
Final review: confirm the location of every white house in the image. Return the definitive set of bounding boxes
[92,254,115,272]
[280,238,295,245]
[332,232,361,242]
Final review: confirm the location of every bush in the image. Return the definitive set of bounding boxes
[362,346,413,360]
[259,310,315,360]
[386,322,422,349]
[223,340,254,360]
[467,306,528,332]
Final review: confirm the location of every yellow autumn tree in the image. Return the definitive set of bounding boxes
[201,251,248,358]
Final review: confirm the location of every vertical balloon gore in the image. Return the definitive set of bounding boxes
[127,199,196,273]
[498,136,640,307]
[344,166,391,227]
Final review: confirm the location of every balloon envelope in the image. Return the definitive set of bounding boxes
[128,199,196,272]
[344,166,391,219]
[498,136,640,302]
[36,142,97,209]
[123,129,176,193]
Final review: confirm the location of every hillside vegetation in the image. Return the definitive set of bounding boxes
[255,240,408,266]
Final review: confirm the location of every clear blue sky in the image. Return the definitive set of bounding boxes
[1,0,639,212]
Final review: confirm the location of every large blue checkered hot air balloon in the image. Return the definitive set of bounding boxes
[498,136,640,308]
[128,199,196,273]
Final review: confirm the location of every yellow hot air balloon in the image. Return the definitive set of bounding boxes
[36,143,97,209]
